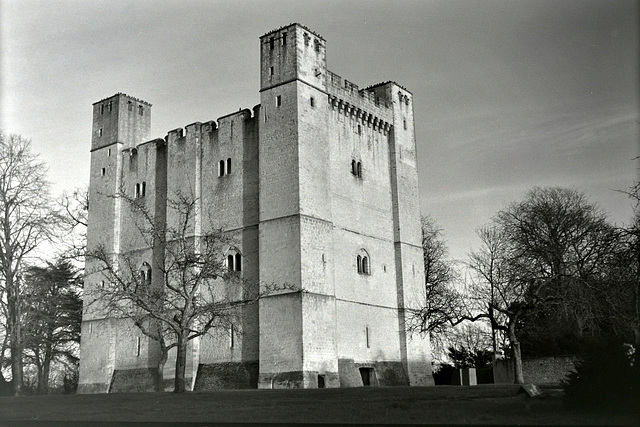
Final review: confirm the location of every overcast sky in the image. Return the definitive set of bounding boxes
[2,0,638,261]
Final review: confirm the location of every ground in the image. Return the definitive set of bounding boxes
[0,384,637,425]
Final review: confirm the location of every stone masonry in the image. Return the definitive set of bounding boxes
[78,23,432,392]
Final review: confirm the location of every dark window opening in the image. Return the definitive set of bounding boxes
[219,160,226,177]
[100,104,105,115]
[269,37,275,50]
[227,254,234,271]
[403,119,407,130]
[141,181,146,197]
[351,160,357,175]
[128,101,133,111]
[314,39,320,52]
[310,96,315,107]
[108,101,113,112]
[135,183,140,198]
[101,168,106,176]
[357,255,362,273]
[138,105,144,116]
[270,66,274,76]
[358,124,362,135]
[357,253,370,275]
[235,253,242,272]
[276,95,282,107]
[282,32,287,45]
[227,158,231,175]
[304,33,309,46]
[357,162,362,178]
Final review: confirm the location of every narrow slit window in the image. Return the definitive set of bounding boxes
[362,256,369,274]
[219,160,226,177]
[98,128,103,137]
[269,37,275,50]
[227,254,234,271]
[108,101,113,112]
[101,168,106,176]
[357,162,362,178]
[403,119,407,130]
[351,160,356,175]
[138,105,144,116]
[282,32,287,45]
[357,255,362,273]
[107,148,111,156]
[227,158,231,175]
[365,326,370,348]
[270,66,274,76]
[230,325,235,348]
[141,181,146,197]
[276,95,282,107]
[128,101,133,111]
[310,96,315,107]
[100,105,105,115]
[136,337,141,357]
[135,183,140,198]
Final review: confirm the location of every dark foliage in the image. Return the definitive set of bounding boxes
[432,363,455,385]
[562,343,639,414]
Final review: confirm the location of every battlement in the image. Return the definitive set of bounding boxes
[93,92,152,106]
[261,23,324,41]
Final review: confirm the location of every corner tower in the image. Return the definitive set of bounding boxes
[78,94,152,393]
[258,24,338,388]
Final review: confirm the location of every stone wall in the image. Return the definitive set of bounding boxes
[494,355,577,384]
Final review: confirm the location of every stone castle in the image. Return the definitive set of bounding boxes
[78,23,432,392]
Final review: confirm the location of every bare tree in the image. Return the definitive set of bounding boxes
[468,187,618,383]
[405,216,477,358]
[87,190,287,393]
[58,187,88,264]
[0,132,58,394]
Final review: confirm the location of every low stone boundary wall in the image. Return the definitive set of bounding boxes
[494,355,577,384]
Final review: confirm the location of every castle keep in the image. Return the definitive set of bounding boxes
[78,23,432,392]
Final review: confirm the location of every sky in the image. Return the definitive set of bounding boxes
[1,0,638,262]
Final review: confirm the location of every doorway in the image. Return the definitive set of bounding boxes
[359,367,374,386]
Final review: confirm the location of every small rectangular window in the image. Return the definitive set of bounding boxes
[107,148,111,156]
[282,33,287,45]
[276,95,282,107]
[135,183,140,198]
[98,128,103,137]
[136,337,141,357]
[270,66,274,76]
[141,181,146,197]
[128,101,133,111]
[269,37,275,50]
[100,105,105,115]
[138,105,144,116]
[101,168,106,176]
[310,97,315,108]
[403,119,407,130]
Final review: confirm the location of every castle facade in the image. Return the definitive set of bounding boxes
[78,23,432,392]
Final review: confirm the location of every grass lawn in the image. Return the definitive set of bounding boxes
[0,384,637,425]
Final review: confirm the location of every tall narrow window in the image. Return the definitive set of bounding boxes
[100,104,105,115]
[226,158,231,175]
[141,181,146,197]
[310,96,315,108]
[357,162,362,178]
[128,101,133,111]
[98,128,103,137]
[227,254,234,271]
[219,160,226,177]
[270,66,274,76]
[362,256,369,274]
[230,325,235,348]
[351,160,357,175]
[135,183,140,198]
[101,168,106,177]
[235,253,242,272]
[282,32,287,45]
[365,326,370,348]
[403,119,407,130]
[108,101,113,112]
[357,255,362,273]
[269,37,275,50]
[276,95,282,107]
[138,105,144,116]
[357,250,371,275]
[136,337,141,357]
[107,148,111,156]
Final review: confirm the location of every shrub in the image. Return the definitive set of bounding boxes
[562,343,639,414]
[432,363,455,385]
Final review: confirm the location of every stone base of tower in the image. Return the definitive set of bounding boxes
[193,361,259,390]
[109,368,160,393]
[258,370,340,389]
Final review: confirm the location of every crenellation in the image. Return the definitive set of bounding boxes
[79,23,431,394]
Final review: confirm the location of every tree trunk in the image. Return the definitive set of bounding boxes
[156,349,167,392]
[508,323,524,384]
[40,347,53,394]
[174,336,188,393]
[7,275,23,395]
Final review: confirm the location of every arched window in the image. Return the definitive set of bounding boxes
[227,250,242,272]
[219,160,226,177]
[227,254,234,271]
[140,262,152,284]
[226,158,231,175]
[357,249,371,275]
